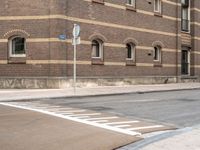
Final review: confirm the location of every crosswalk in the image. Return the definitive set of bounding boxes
[0,101,175,137]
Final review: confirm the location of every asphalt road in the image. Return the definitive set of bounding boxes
[41,89,200,128]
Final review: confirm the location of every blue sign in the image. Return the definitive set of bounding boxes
[59,34,67,40]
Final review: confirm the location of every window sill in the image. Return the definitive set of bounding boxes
[126,5,136,12]
[153,61,162,67]
[126,59,136,66]
[91,58,104,65]
[181,31,191,34]
[154,12,162,17]
[92,0,104,5]
[8,57,26,64]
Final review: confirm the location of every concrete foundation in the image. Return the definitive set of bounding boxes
[0,76,199,89]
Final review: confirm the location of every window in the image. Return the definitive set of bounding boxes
[154,0,161,13]
[126,0,136,7]
[126,43,135,60]
[9,36,26,57]
[181,46,190,75]
[92,39,103,58]
[181,0,190,32]
[154,46,161,61]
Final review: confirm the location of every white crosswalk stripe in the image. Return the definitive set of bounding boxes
[113,125,132,128]
[93,120,109,123]
[67,113,101,117]
[104,121,139,125]
[85,117,118,121]
[126,125,164,131]
[74,116,90,119]
[58,110,86,113]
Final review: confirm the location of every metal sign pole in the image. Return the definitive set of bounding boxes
[73,37,77,95]
[72,24,80,95]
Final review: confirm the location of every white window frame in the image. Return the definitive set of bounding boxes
[154,0,162,13]
[126,0,136,7]
[153,46,161,62]
[92,39,103,59]
[126,43,135,61]
[9,36,26,57]
[181,0,190,33]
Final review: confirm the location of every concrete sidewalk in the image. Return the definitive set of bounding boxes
[140,127,200,150]
[120,126,200,150]
[0,83,200,101]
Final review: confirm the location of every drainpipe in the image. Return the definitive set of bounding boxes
[175,0,179,83]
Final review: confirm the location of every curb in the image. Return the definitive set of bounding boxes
[48,87,200,99]
[117,127,194,150]
[118,124,200,150]
[3,87,200,102]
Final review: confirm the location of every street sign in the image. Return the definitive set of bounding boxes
[58,34,67,40]
[73,24,80,38]
[72,37,81,45]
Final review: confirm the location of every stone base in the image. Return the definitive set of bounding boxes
[0,76,199,89]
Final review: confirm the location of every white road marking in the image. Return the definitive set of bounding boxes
[43,108,74,111]
[55,112,73,115]
[104,121,140,125]
[113,125,132,128]
[127,125,164,131]
[85,117,118,121]
[33,105,62,108]
[74,116,90,119]
[93,120,109,123]
[0,102,141,136]
[67,113,101,117]
[57,110,86,113]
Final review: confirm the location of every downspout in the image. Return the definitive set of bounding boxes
[175,0,179,83]
[48,0,51,78]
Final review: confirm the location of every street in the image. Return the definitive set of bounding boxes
[1,89,200,150]
[42,89,200,127]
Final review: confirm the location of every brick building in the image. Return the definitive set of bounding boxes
[0,0,199,88]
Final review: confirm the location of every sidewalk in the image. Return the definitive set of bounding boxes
[0,83,200,101]
[140,127,200,150]
[121,126,200,150]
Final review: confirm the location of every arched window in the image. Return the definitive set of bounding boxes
[92,39,103,58]
[9,36,26,57]
[126,43,135,60]
[154,46,161,61]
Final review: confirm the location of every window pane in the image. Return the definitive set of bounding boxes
[127,44,132,59]
[155,0,158,11]
[12,37,25,55]
[92,40,101,58]
[154,47,160,60]
[154,0,160,12]
[96,45,100,57]
[127,0,135,7]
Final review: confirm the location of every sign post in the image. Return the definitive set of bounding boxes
[72,24,80,94]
